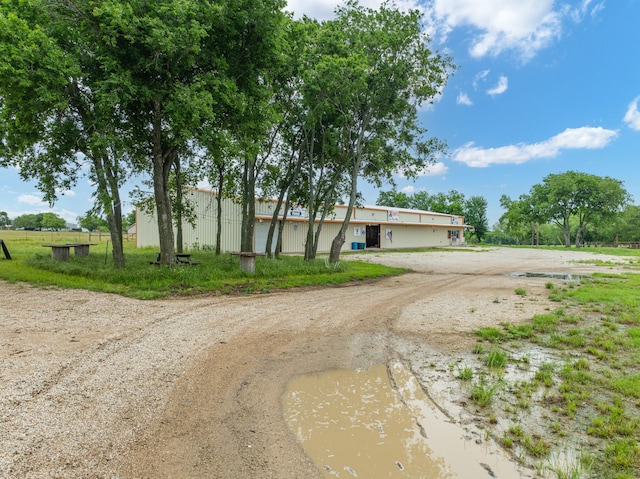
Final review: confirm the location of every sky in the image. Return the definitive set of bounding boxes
[1,0,639,227]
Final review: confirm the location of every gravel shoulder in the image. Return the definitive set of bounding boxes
[0,247,630,478]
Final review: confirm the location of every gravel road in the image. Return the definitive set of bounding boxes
[0,247,628,478]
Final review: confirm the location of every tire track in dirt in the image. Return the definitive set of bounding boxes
[3,248,631,478]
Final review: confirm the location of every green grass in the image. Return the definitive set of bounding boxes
[0,231,406,298]
[456,366,474,381]
[470,376,502,407]
[467,251,640,478]
[485,348,509,368]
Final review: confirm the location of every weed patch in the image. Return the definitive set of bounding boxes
[466,267,640,478]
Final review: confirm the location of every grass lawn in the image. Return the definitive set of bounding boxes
[471,268,640,479]
[0,230,405,299]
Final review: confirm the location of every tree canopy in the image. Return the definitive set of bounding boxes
[500,171,630,247]
[12,212,66,230]
[376,188,488,242]
[1,0,454,265]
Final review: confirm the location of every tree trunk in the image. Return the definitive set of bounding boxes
[215,166,224,255]
[174,155,184,253]
[575,226,582,248]
[92,152,125,268]
[531,221,535,246]
[563,217,571,248]
[106,201,124,268]
[274,197,290,259]
[304,144,316,261]
[241,155,256,253]
[265,149,303,258]
[329,113,369,264]
[329,159,360,263]
[153,102,176,265]
[265,190,285,258]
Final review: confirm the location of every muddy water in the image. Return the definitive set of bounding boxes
[283,362,528,478]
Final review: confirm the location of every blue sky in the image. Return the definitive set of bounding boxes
[1,0,639,227]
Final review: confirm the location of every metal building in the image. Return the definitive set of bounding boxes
[136,188,471,253]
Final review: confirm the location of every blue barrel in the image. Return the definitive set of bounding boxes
[352,242,358,250]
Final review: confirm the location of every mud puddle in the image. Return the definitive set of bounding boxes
[283,362,529,478]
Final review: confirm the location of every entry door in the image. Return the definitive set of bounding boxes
[255,220,279,253]
[366,225,380,248]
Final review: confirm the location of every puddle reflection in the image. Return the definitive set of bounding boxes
[283,363,528,478]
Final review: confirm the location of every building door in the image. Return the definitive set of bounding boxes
[255,220,279,253]
[366,225,380,248]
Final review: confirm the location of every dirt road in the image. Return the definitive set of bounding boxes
[0,247,628,478]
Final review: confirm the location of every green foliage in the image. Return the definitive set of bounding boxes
[469,376,502,407]
[457,366,474,381]
[0,230,404,299]
[12,212,66,230]
[534,362,556,387]
[465,252,640,477]
[475,327,505,343]
[603,439,640,477]
[532,313,559,333]
[77,213,109,232]
[485,348,509,368]
[498,171,631,247]
[465,196,489,242]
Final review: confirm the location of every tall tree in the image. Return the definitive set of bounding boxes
[310,1,453,263]
[376,190,412,208]
[464,196,488,242]
[429,190,466,216]
[531,171,629,247]
[0,0,129,267]
[601,205,640,243]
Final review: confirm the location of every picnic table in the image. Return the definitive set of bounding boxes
[42,242,97,261]
[150,252,200,265]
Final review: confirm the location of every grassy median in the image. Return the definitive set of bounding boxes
[0,230,405,299]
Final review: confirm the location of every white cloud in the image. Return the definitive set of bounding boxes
[401,185,415,193]
[284,0,422,20]
[457,92,473,105]
[56,188,76,197]
[418,161,449,176]
[430,0,602,62]
[18,194,46,206]
[472,69,490,89]
[55,208,80,224]
[284,1,604,63]
[487,76,508,96]
[565,0,605,22]
[453,126,618,167]
[623,96,640,131]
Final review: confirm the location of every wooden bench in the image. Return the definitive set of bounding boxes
[150,252,201,265]
[42,242,97,260]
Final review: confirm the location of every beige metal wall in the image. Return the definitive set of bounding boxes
[137,189,243,251]
[137,188,467,252]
